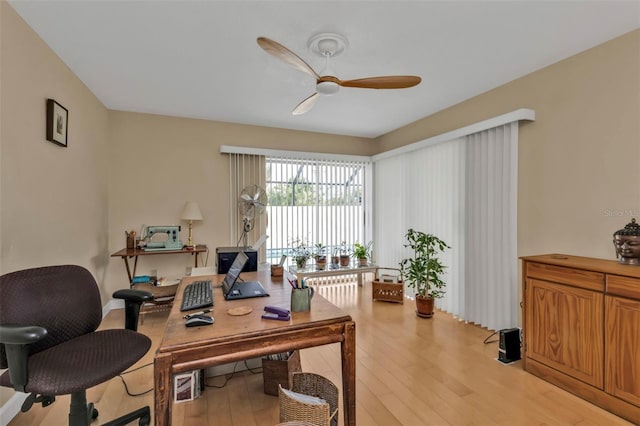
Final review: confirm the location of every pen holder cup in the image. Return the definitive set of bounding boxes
[126,235,135,249]
[290,287,314,312]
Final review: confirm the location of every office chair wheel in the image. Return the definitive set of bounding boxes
[92,407,99,420]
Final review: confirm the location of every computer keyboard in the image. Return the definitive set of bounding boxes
[180,280,214,311]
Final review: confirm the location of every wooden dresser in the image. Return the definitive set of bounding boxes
[521,254,640,424]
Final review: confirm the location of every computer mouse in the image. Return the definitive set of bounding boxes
[185,314,214,327]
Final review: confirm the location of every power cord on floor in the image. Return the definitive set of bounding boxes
[483,330,499,344]
[117,358,263,394]
[205,360,263,389]
[118,362,154,396]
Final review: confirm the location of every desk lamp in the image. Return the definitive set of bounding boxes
[181,201,203,249]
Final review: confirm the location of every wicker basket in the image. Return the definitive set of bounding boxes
[371,267,404,303]
[278,372,338,426]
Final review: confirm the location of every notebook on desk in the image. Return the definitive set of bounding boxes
[221,251,269,300]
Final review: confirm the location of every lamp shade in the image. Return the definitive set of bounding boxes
[181,201,203,221]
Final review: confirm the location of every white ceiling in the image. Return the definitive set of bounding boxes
[9,1,640,138]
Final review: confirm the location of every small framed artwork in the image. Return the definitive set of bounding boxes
[46,99,68,147]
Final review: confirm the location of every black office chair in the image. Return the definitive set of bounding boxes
[0,265,154,426]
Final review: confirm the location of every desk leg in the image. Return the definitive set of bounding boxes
[341,321,356,426]
[357,272,363,287]
[154,353,173,426]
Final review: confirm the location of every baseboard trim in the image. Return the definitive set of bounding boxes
[0,392,27,426]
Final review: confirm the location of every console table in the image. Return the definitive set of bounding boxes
[111,245,208,283]
[289,263,377,287]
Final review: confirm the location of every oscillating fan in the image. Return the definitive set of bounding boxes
[238,185,267,248]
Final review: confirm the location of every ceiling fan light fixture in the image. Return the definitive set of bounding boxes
[317,80,340,95]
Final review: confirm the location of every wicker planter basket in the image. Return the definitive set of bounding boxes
[278,372,338,426]
[371,267,404,303]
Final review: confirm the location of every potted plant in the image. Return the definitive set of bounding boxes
[338,241,351,267]
[313,243,327,270]
[352,241,372,267]
[399,228,450,318]
[291,240,311,269]
[330,247,340,269]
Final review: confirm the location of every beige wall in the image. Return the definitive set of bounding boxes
[0,3,110,291]
[0,2,110,408]
[377,29,640,260]
[107,112,371,291]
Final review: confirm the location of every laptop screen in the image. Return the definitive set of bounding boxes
[221,251,249,294]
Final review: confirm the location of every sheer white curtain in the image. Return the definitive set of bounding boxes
[374,122,518,331]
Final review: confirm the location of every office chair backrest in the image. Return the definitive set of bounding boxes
[0,265,102,369]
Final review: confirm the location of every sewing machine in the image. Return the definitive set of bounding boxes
[142,225,182,251]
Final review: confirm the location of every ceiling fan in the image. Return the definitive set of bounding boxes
[257,33,421,115]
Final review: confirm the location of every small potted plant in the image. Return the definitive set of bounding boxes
[338,241,351,267]
[352,241,372,267]
[314,243,327,270]
[399,228,450,318]
[330,247,340,269]
[291,240,311,270]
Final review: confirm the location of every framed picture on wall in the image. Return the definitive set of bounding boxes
[46,99,68,147]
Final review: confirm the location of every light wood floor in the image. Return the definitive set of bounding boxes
[7,282,633,426]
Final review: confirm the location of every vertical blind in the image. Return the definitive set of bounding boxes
[374,122,519,331]
[228,153,267,254]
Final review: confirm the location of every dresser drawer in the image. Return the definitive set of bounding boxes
[606,274,640,300]
[526,262,604,291]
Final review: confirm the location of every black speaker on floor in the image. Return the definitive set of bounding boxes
[216,247,258,274]
[498,328,521,363]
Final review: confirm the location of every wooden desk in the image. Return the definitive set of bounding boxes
[290,262,377,286]
[111,245,207,283]
[154,271,356,426]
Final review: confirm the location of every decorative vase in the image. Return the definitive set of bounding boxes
[415,295,434,318]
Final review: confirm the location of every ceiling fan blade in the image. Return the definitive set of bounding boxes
[292,92,319,115]
[257,37,320,80]
[339,75,421,89]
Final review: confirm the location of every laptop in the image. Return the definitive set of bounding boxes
[221,251,269,300]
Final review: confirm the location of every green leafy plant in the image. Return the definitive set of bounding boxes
[337,241,350,256]
[352,241,372,259]
[290,239,311,268]
[399,228,450,299]
[313,243,327,260]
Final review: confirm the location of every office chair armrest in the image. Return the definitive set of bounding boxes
[112,289,154,331]
[0,324,47,393]
[112,289,153,303]
[0,324,48,345]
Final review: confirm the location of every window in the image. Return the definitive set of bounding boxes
[265,155,371,265]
